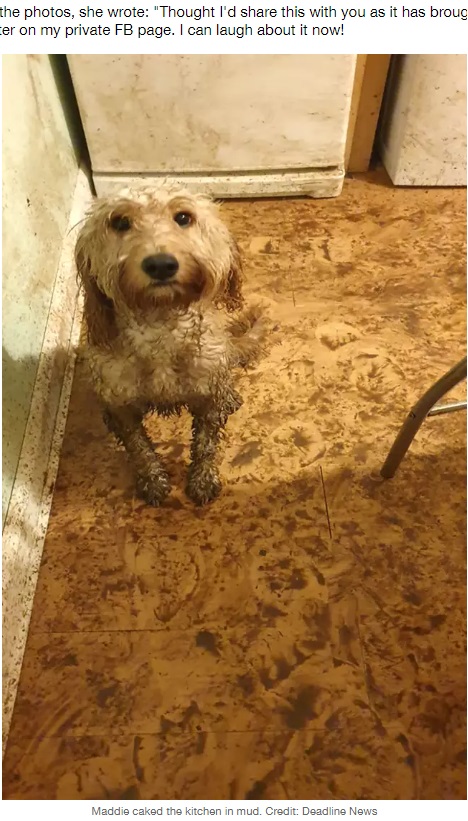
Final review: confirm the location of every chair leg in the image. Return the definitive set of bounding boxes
[380,357,467,479]
[427,400,467,417]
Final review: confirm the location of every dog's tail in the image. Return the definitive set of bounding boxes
[227,304,271,368]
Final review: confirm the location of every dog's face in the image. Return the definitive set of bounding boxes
[75,186,243,347]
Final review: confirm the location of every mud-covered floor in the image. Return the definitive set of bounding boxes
[3,169,466,800]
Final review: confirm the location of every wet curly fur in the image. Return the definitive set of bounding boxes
[75,184,268,506]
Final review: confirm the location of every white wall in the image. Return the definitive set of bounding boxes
[2,55,79,524]
[68,54,357,198]
[380,55,467,186]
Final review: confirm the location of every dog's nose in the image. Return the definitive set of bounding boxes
[142,253,179,281]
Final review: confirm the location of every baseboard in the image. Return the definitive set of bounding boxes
[93,167,345,199]
[2,170,91,754]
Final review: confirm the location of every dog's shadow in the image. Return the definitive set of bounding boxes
[70,349,465,557]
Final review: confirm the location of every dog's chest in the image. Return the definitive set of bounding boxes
[127,314,228,399]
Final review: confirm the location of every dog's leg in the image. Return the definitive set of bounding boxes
[186,408,224,506]
[227,304,270,368]
[104,405,170,506]
[186,388,242,506]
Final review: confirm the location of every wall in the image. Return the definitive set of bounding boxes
[2,55,79,524]
[379,55,467,186]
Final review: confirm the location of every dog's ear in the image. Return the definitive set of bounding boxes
[222,238,244,312]
[75,242,117,348]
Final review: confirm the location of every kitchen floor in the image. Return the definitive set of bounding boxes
[3,169,466,800]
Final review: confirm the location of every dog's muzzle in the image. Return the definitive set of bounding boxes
[142,253,179,283]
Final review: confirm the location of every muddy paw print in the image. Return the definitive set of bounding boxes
[350,350,402,400]
[316,322,362,350]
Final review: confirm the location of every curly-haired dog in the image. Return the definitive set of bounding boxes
[75,185,267,506]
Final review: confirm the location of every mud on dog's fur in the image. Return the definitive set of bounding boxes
[76,184,268,506]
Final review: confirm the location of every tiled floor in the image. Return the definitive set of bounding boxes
[3,169,466,799]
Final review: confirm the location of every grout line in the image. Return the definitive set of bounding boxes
[291,279,297,307]
[319,464,333,540]
[5,728,336,741]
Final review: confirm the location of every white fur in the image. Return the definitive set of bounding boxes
[87,306,232,407]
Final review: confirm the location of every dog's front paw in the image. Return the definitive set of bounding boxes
[136,471,171,507]
[186,466,222,506]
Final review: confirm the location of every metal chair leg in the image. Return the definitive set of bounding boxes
[380,356,467,479]
[427,400,467,417]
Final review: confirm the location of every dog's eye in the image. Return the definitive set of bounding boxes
[110,215,132,233]
[173,211,192,228]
